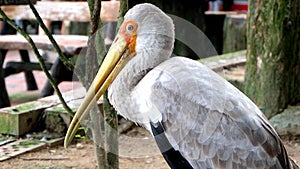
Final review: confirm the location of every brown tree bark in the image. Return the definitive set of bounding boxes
[86,1,111,169]
[244,0,300,118]
[86,0,125,168]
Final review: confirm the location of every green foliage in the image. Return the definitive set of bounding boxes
[74,127,88,139]
[12,139,41,149]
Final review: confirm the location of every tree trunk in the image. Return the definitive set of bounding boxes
[86,0,126,168]
[244,0,300,118]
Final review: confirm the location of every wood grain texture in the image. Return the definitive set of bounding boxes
[1,1,119,22]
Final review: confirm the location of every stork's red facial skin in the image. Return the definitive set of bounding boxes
[118,20,138,56]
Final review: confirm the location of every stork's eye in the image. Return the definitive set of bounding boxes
[126,24,135,33]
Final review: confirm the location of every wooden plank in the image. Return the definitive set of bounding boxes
[200,50,246,71]
[4,61,52,77]
[0,35,88,54]
[0,100,60,136]
[1,1,119,22]
[44,87,103,133]
[0,35,112,54]
[0,137,64,162]
[0,88,87,136]
[0,139,46,162]
[45,99,83,133]
[0,136,15,146]
[39,87,87,104]
[0,0,36,5]
[205,11,238,15]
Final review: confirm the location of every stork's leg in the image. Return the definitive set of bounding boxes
[150,122,193,169]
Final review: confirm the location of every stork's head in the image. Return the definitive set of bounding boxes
[123,3,175,54]
[64,3,175,147]
[112,3,175,64]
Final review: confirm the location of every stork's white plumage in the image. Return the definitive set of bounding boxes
[64,3,298,169]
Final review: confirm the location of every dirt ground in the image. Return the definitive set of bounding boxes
[1,125,300,169]
[1,127,169,169]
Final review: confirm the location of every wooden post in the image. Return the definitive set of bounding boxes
[19,50,38,90]
[222,14,246,54]
[204,12,227,55]
[0,50,10,108]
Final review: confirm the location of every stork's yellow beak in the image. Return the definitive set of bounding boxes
[64,21,137,148]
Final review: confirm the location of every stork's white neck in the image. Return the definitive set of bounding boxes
[108,34,173,125]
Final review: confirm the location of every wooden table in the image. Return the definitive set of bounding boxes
[0,35,89,106]
[0,1,119,108]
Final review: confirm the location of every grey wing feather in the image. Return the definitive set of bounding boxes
[146,57,291,169]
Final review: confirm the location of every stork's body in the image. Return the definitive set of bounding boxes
[109,56,293,168]
[65,3,298,169]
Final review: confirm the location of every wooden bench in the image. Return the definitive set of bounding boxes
[0,1,119,107]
